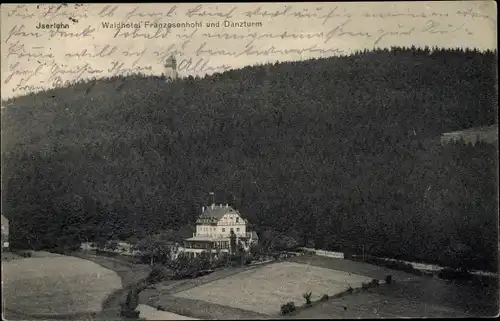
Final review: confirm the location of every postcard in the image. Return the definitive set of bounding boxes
[1,2,498,320]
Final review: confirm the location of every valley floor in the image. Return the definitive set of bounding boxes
[140,254,497,319]
[3,251,496,320]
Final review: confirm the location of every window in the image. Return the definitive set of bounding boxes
[222,228,225,232]
[236,228,240,232]
[236,217,239,223]
[230,228,234,232]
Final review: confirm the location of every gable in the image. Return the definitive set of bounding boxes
[221,211,242,221]
[196,205,246,225]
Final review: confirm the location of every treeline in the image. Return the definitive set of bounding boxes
[1,47,497,271]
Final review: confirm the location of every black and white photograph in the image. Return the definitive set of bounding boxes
[1,2,498,320]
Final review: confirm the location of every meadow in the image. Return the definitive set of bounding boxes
[2,252,122,317]
[172,261,372,315]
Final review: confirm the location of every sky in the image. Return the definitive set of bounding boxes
[0,1,497,101]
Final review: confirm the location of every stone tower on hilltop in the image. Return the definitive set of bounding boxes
[164,55,178,81]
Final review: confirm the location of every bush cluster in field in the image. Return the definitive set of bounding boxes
[280,277,388,316]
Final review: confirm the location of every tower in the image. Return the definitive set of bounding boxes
[164,55,178,81]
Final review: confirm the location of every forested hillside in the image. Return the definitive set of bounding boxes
[1,47,498,271]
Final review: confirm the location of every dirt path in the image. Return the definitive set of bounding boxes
[70,252,151,319]
[137,304,199,320]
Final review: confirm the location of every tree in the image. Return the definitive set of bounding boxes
[105,240,119,252]
[302,292,312,305]
[120,288,140,318]
[136,236,172,266]
[229,230,237,254]
[147,264,172,284]
[249,243,263,258]
[95,238,107,253]
[169,252,197,278]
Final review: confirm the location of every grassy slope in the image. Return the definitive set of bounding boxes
[2,251,128,320]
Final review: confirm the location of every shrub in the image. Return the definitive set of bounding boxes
[19,251,32,258]
[320,294,329,301]
[125,289,139,309]
[120,307,139,319]
[280,301,296,315]
[156,305,164,311]
[392,261,416,273]
[230,260,241,267]
[120,289,140,318]
[385,275,393,284]
[302,292,312,305]
[361,282,370,290]
[438,267,472,280]
[211,252,230,268]
[147,264,171,284]
[244,255,253,265]
[370,279,380,287]
[136,282,149,293]
[304,249,315,256]
[346,286,354,293]
[438,268,455,279]
[362,257,430,277]
[170,254,201,279]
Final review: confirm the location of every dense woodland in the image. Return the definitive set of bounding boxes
[1,47,498,271]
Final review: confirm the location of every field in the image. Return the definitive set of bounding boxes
[172,261,373,316]
[139,263,275,319]
[139,254,496,319]
[2,251,122,318]
[290,288,466,319]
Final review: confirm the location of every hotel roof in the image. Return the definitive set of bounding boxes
[196,204,241,224]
